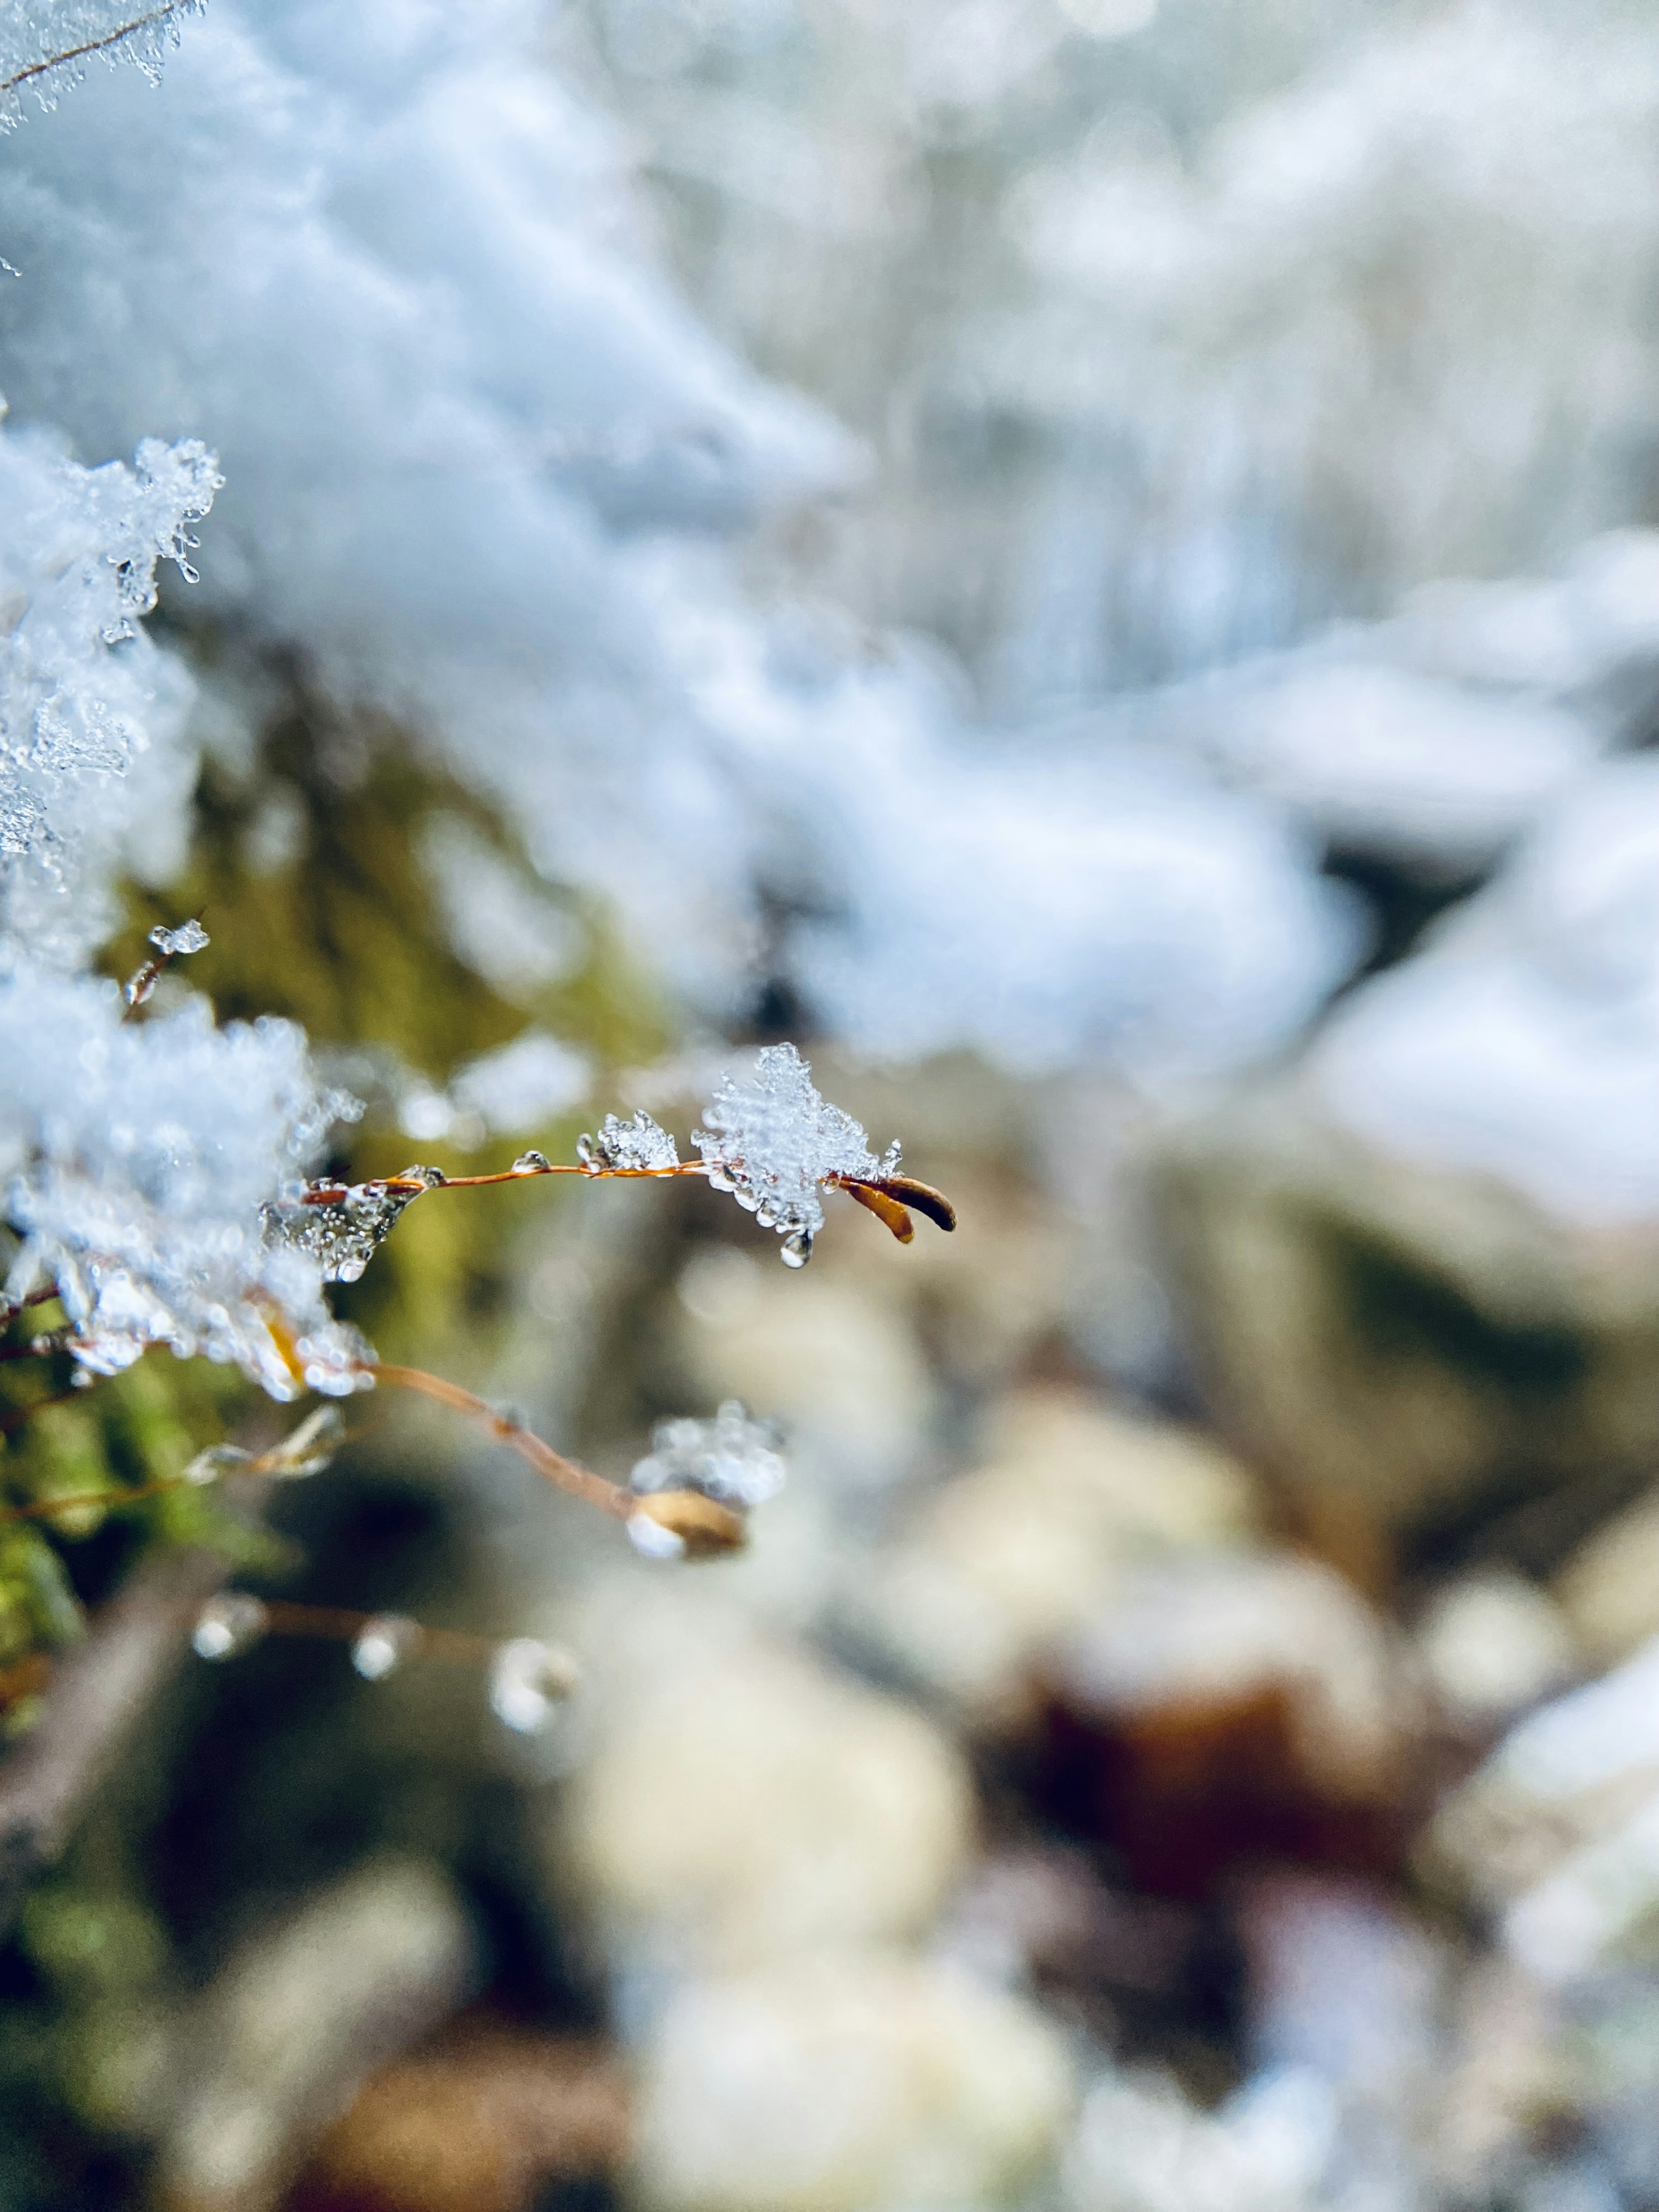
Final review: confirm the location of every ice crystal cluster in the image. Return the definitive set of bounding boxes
[0,277,363,1400]
[0,971,365,1394]
[261,1166,444,1287]
[581,1110,681,1174]
[630,1400,787,1509]
[0,421,220,967]
[694,1043,898,1264]
[0,1,202,133]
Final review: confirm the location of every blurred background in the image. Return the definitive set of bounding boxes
[9,0,1659,2206]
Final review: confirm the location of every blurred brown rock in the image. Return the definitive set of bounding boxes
[1041,1552,1418,1894]
[1154,1088,1659,1570]
[286,2018,627,2212]
[1554,1489,1659,1666]
[854,1389,1259,1729]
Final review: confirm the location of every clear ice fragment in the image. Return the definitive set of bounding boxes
[262,1404,343,1478]
[587,1110,680,1172]
[148,918,209,957]
[182,1443,251,1487]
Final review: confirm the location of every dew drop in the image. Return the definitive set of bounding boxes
[575,1133,596,1167]
[488,1636,580,1734]
[780,1229,813,1268]
[351,1614,420,1681]
[182,1443,252,1487]
[512,1150,550,1174]
[626,1511,686,1562]
[192,1593,268,1661]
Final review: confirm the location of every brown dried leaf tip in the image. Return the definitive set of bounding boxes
[627,1489,748,1561]
[832,1173,959,1246]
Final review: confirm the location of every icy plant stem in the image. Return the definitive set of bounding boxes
[369,1362,633,1524]
[1,4,194,94]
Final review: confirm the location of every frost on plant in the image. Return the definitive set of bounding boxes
[0,970,368,1397]
[580,1109,680,1174]
[261,1165,446,1286]
[693,1043,900,1264]
[0,421,221,968]
[630,1400,787,1509]
[0,2,203,132]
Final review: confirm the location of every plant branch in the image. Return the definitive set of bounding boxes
[0,3,193,95]
[368,1363,632,1522]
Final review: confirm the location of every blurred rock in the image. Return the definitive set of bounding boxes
[1554,1487,1659,1667]
[1423,1639,1659,1984]
[288,2018,627,2212]
[558,1625,972,1967]
[1063,2062,1335,2212]
[631,1951,1074,2212]
[672,1255,936,1492]
[1413,1570,1580,1731]
[1155,1088,1659,1564]
[855,1389,1258,1727]
[934,1844,1216,2052]
[1427,1956,1580,2203]
[1044,1552,1414,1894]
[156,1857,477,2212]
[1236,1872,1444,2107]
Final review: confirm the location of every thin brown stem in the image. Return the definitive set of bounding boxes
[2,3,191,95]
[0,1389,82,1437]
[369,1362,632,1522]
[258,1600,493,1665]
[297,1160,711,1205]
[1,1473,185,1524]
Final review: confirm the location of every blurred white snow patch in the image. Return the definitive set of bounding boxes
[1312,756,1659,1222]
[420,814,582,1002]
[0,0,1365,1079]
[1192,659,1596,873]
[447,1032,591,1137]
[782,683,1363,1076]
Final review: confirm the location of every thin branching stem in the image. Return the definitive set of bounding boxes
[369,1361,632,1522]
[0,3,192,95]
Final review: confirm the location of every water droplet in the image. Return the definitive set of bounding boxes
[512,1150,550,1174]
[755,1200,778,1228]
[575,1133,596,1167]
[123,966,156,1007]
[182,1444,252,1487]
[351,1614,420,1681]
[488,1637,580,1734]
[780,1229,813,1268]
[626,1511,686,1562]
[192,1593,268,1660]
[332,1257,366,1284]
